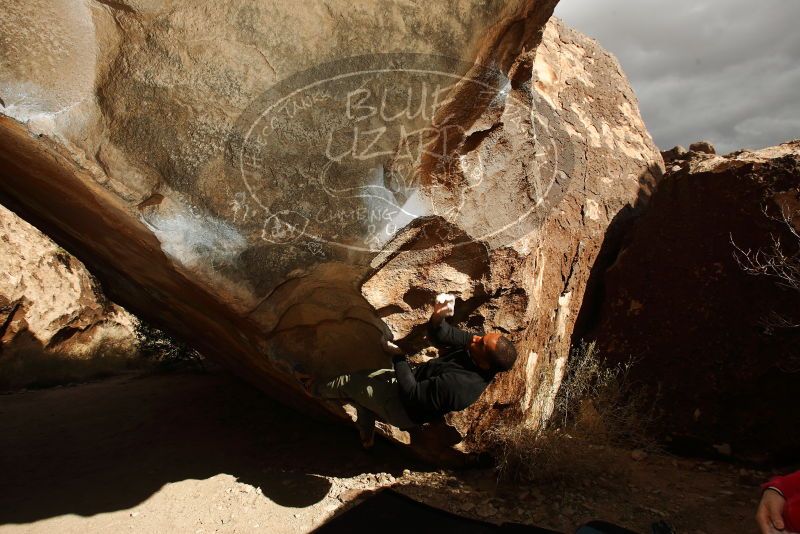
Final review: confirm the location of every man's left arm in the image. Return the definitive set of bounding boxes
[392,356,482,414]
[392,355,458,413]
[427,316,472,348]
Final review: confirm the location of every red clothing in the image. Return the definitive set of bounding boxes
[763,471,800,532]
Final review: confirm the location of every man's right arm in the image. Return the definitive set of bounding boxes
[428,309,471,348]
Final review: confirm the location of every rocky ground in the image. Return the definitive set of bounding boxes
[0,368,765,534]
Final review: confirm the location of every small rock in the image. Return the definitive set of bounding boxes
[689,140,716,154]
[631,449,647,461]
[476,503,496,517]
[337,488,362,503]
[661,145,688,162]
[712,443,732,456]
[324,502,340,513]
[129,512,140,518]
[640,505,667,518]
[402,469,411,477]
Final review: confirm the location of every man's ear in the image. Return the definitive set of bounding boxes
[476,351,491,371]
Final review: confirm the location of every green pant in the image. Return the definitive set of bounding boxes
[315,368,418,431]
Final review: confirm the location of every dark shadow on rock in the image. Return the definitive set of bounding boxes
[0,369,427,525]
[570,163,662,346]
[570,155,800,465]
[0,332,147,392]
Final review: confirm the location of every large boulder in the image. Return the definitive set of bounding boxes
[586,141,800,463]
[361,19,664,449]
[0,204,138,390]
[688,140,716,155]
[0,0,662,460]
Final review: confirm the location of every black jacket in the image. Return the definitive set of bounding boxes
[391,319,495,424]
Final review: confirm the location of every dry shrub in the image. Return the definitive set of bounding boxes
[482,341,658,484]
[731,204,800,334]
[134,318,205,371]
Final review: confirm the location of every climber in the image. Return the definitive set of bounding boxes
[293,295,518,448]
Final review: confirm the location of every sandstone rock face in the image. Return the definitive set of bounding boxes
[0,204,138,390]
[587,141,800,463]
[361,19,664,448]
[0,1,661,459]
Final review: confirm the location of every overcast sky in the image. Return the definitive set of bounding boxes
[554,0,800,154]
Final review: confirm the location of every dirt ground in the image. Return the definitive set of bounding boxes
[0,369,767,533]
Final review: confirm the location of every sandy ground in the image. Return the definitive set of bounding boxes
[0,369,767,533]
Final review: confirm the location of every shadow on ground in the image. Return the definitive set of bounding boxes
[0,369,425,524]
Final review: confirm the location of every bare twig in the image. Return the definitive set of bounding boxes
[731,204,800,330]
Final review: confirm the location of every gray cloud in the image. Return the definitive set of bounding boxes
[554,0,800,154]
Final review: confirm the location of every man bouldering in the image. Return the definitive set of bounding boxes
[294,294,518,448]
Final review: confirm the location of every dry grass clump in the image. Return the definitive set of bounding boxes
[134,318,205,371]
[0,319,205,391]
[0,338,141,391]
[482,341,658,484]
